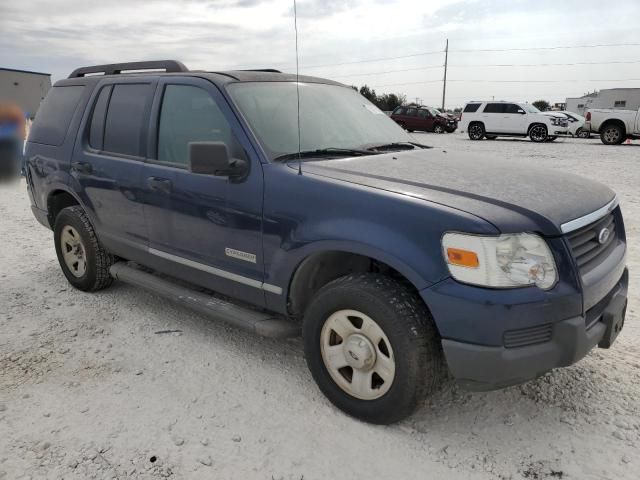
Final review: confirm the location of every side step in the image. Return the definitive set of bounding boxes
[109,262,300,339]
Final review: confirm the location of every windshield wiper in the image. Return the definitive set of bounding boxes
[273,148,375,162]
[366,141,431,152]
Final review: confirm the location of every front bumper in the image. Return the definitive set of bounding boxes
[437,268,628,391]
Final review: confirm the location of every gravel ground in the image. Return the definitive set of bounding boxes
[1,133,639,480]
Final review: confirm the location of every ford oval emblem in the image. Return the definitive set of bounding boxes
[598,227,611,245]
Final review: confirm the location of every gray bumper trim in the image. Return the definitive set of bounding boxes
[442,316,606,391]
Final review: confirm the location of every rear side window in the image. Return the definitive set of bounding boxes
[103,84,153,157]
[405,108,417,117]
[393,107,406,115]
[463,103,481,113]
[483,103,505,114]
[29,86,85,146]
[88,86,112,150]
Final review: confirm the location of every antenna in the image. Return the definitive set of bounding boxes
[293,0,302,175]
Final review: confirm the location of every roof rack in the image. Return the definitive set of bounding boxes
[68,60,188,79]
[236,69,282,73]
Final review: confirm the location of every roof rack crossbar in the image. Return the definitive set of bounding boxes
[68,60,188,78]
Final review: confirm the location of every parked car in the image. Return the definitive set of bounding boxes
[459,101,569,142]
[542,111,590,138]
[585,107,640,145]
[391,105,457,133]
[25,61,628,424]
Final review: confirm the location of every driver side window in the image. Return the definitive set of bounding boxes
[157,84,244,167]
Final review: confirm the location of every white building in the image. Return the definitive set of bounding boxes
[566,88,640,116]
[0,67,51,119]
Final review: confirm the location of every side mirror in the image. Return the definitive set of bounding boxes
[188,141,248,179]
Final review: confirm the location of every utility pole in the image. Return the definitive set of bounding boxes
[441,38,448,111]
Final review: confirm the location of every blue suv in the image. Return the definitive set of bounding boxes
[25,61,628,424]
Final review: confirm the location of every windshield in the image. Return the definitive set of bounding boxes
[521,103,541,113]
[228,82,412,160]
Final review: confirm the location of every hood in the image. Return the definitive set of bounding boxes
[301,149,615,235]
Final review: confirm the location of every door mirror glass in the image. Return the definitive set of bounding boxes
[188,141,247,178]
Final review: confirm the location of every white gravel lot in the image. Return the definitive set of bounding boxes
[1,133,639,480]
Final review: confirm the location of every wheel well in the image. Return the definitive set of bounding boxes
[47,190,79,227]
[287,251,419,319]
[600,119,626,135]
[469,121,484,127]
[528,122,547,134]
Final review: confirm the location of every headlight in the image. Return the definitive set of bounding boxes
[441,232,558,290]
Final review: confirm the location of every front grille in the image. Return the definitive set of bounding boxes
[566,212,617,275]
[504,323,553,348]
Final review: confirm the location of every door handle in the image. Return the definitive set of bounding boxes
[71,161,92,174]
[147,176,172,193]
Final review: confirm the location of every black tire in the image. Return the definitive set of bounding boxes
[53,206,115,291]
[600,123,625,145]
[303,273,443,424]
[485,135,497,140]
[468,122,485,140]
[576,127,590,139]
[528,124,548,142]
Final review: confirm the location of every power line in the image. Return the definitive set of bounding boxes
[299,49,444,70]
[450,42,640,53]
[330,64,443,79]
[327,59,640,81]
[372,78,640,88]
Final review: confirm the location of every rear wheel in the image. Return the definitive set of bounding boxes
[468,122,485,140]
[303,274,443,424]
[529,124,548,142]
[53,206,115,291]
[600,124,625,145]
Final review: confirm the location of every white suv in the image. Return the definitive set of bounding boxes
[459,101,569,142]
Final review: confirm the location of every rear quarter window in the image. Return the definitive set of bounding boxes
[463,103,481,113]
[483,103,505,113]
[28,86,85,146]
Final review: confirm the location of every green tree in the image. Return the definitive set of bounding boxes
[532,100,550,111]
[359,85,378,104]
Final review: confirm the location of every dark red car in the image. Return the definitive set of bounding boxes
[391,105,457,133]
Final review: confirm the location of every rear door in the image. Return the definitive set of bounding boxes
[404,107,419,130]
[70,79,156,261]
[141,77,266,306]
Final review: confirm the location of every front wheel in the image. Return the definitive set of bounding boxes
[433,124,445,134]
[53,206,115,291]
[577,127,590,139]
[529,124,548,142]
[303,274,443,424]
[468,123,485,140]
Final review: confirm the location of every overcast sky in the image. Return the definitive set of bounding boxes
[2,0,639,108]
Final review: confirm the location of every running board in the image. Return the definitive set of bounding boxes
[109,262,300,339]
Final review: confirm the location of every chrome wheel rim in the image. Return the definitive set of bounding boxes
[320,309,395,400]
[434,125,444,133]
[530,125,547,141]
[60,226,87,278]
[603,128,620,144]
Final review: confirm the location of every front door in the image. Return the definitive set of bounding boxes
[142,77,266,306]
[502,103,528,134]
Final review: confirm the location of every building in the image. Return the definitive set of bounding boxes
[0,67,51,119]
[566,88,640,115]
